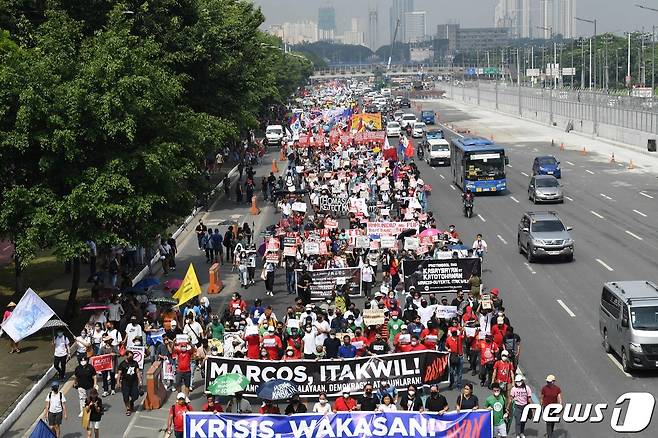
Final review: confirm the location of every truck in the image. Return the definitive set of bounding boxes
[421,110,435,125]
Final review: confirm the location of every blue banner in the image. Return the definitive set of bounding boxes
[184,411,492,438]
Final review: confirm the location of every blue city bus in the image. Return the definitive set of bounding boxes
[450,137,509,193]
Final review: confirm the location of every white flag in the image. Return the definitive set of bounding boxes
[1,288,55,342]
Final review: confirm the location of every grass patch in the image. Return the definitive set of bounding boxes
[0,252,65,296]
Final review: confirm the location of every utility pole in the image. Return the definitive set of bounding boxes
[576,17,597,89]
[579,38,587,88]
[636,3,658,94]
[627,32,632,87]
[571,39,575,88]
[602,35,612,90]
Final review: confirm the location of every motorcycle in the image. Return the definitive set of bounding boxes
[463,198,474,218]
[405,125,412,137]
[417,145,425,160]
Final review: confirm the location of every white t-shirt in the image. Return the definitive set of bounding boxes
[314,320,331,346]
[418,305,437,326]
[53,335,69,357]
[46,391,66,413]
[183,321,204,345]
[313,401,332,414]
[302,329,317,355]
[125,323,144,347]
[105,328,122,346]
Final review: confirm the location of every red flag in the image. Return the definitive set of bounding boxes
[383,147,398,161]
[404,139,414,158]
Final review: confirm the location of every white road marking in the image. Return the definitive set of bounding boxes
[585,169,595,175]
[565,196,574,201]
[450,185,457,191]
[566,161,575,166]
[633,209,647,217]
[625,230,643,241]
[533,148,539,152]
[507,164,513,168]
[478,214,487,222]
[617,162,624,167]
[439,174,445,180]
[590,210,605,219]
[596,258,614,271]
[557,299,577,317]
[520,171,529,177]
[509,196,519,203]
[607,353,632,378]
[523,262,537,274]
[640,191,654,199]
[600,193,613,200]
[497,234,508,244]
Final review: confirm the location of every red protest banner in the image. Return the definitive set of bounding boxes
[90,354,114,372]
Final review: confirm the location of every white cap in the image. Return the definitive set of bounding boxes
[501,350,509,357]
[170,320,177,327]
[177,392,186,400]
[515,374,524,383]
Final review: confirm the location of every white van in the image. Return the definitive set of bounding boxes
[265,125,285,146]
[426,138,450,166]
[600,281,658,372]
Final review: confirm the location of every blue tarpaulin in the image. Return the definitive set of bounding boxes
[30,420,56,438]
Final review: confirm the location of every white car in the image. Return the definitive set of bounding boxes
[401,113,417,128]
[412,122,426,138]
[426,138,451,166]
[265,125,284,146]
[393,110,404,122]
[386,121,401,137]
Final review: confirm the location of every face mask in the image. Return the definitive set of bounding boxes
[408,390,416,396]
[502,356,508,361]
[343,394,349,398]
[392,316,398,320]
[431,391,438,397]
[516,382,522,386]
[330,334,336,338]
[320,399,327,405]
[80,360,87,366]
[287,351,294,356]
[306,329,312,333]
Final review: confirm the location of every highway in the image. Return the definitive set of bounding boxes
[412,99,658,436]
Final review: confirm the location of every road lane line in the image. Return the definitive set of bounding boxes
[533,148,539,152]
[566,161,575,166]
[596,258,614,271]
[439,174,445,179]
[523,262,536,274]
[625,230,643,241]
[607,353,632,378]
[509,196,519,203]
[557,299,576,317]
[617,162,624,167]
[478,214,487,222]
[520,171,529,177]
[450,185,456,191]
[633,209,647,217]
[585,169,595,174]
[590,210,604,219]
[497,234,508,244]
[639,191,654,199]
[564,196,573,201]
[600,193,613,200]
[507,164,513,168]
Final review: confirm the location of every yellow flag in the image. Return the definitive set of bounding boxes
[173,264,202,306]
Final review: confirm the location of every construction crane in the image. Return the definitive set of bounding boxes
[387,18,400,70]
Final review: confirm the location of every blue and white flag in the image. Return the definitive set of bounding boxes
[1,288,55,342]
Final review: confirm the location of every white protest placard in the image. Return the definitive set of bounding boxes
[355,236,370,249]
[363,308,386,326]
[245,325,259,336]
[292,202,307,213]
[380,235,397,249]
[434,305,458,320]
[128,345,145,369]
[262,338,276,347]
[163,359,175,381]
[304,241,320,255]
[286,319,300,329]
[404,237,419,251]
[366,221,419,237]
[398,334,411,344]
[464,327,477,338]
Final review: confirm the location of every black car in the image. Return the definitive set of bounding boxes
[399,98,411,108]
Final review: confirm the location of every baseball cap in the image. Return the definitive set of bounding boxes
[501,350,509,357]
[177,392,186,400]
[267,326,275,332]
[546,374,556,382]
[401,324,408,329]
[515,374,524,383]
[491,288,500,296]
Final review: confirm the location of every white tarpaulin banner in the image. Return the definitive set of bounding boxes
[1,288,55,342]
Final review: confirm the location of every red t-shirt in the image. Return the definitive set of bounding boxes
[245,334,261,359]
[262,334,282,360]
[491,324,508,348]
[334,397,357,412]
[445,334,464,355]
[420,328,439,349]
[493,360,514,384]
[351,336,370,356]
[479,340,498,365]
[174,348,193,372]
[410,343,427,351]
[201,402,224,413]
[286,337,303,358]
[259,404,281,414]
[171,403,192,432]
[541,384,562,406]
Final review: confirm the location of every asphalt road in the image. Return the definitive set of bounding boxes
[412,99,658,437]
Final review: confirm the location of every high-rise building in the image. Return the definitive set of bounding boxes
[437,23,511,54]
[390,0,414,43]
[368,4,378,51]
[342,18,366,46]
[404,11,426,43]
[268,21,318,45]
[494,0,531,39]
[318,6,336,41]
[541,0,575,39]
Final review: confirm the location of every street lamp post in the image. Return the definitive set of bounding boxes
[634,4,658,92]
[537,25,557,89]
[576,17,597,89]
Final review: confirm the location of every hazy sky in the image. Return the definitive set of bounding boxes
[252,0,658,45]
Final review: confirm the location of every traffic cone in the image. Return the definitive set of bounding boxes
[551,139,555,147]
[580,147,587,156]
[271,159,279,173]
[279,148,286,161]
[560,142,566,150]
[490,134,495,141]
[249,195,260,215]
[628,160,635,170]
[609,153,615,164]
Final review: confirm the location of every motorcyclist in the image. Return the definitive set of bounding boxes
[462,189,474,205]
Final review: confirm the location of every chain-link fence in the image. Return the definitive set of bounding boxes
[449,81,658,139]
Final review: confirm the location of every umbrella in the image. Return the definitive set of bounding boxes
[134,277,160,289]
[257,242,266,257]
[256,379,298,401]
[150,296,178,306]
[207,373,250,396]
[81,303,110,311]
[41,319,69,329]
[419,228,441,238]
[163,278,183,290]
[397,229,417,240]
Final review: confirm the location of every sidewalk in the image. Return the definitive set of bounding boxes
[0,161,239,426]
[5,150,282,438]
[436,96,658,175]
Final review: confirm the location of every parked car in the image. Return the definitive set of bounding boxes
[386,121,401,137]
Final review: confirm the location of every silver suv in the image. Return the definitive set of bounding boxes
[517,211,574,262]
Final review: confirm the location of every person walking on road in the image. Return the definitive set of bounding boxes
[211,229,223,264]
[166,393,193,438]
[3,301,20,353]
[264,260,276,296]
[53,330,70,382]
[223,226,234,264]
[98,336,117,396]
[195,219,207,251]
[45,381,67,438]
[116,350,142,416]
[485,383,509,437]
[74,357,97,417]
[84,388,103,438]
[509,374,532,438]
[540,374,562,438]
